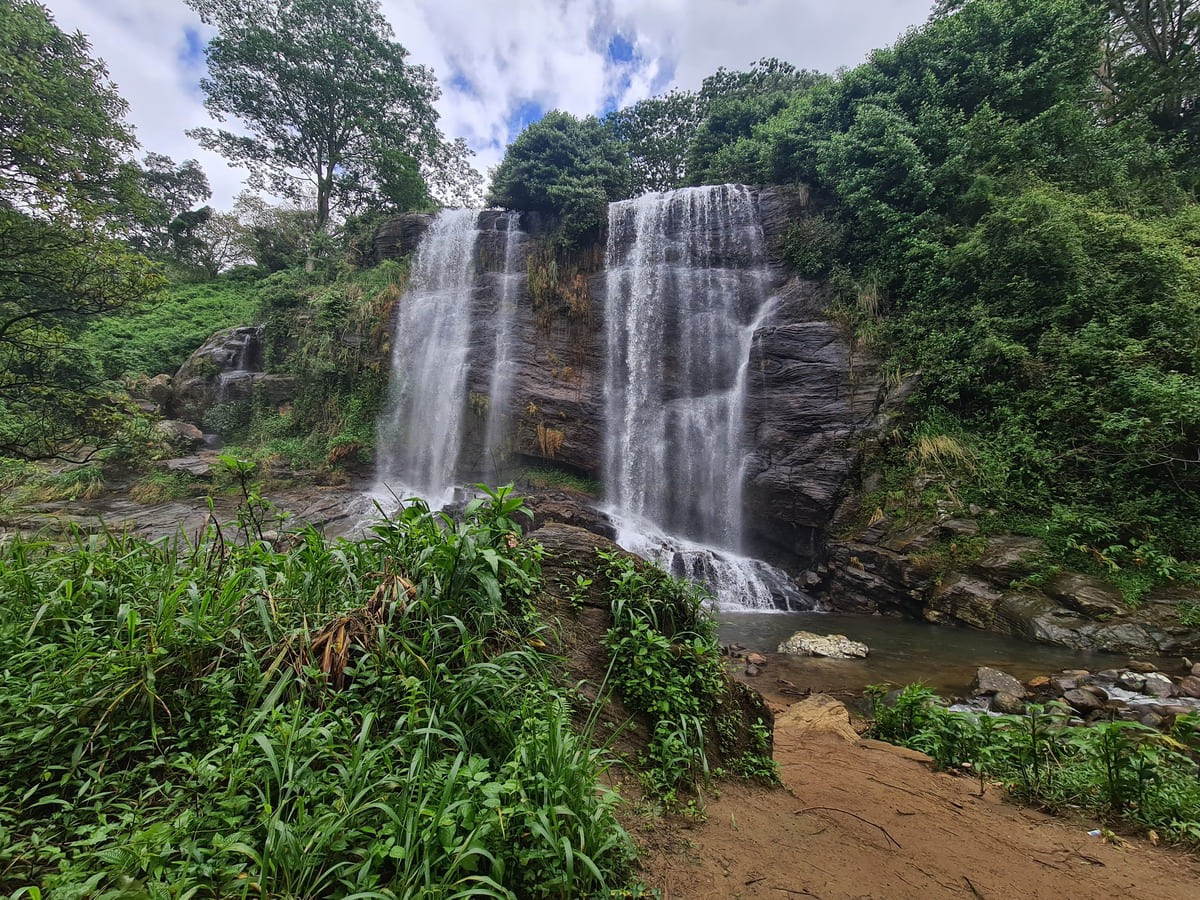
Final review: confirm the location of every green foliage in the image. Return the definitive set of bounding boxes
[80,279,258,379]
[598,551,734,801]
[867,685,1200,844]
[186,0,467,229]
[0,1,166,459]
[0,487,643,896]
[488,111,632,247]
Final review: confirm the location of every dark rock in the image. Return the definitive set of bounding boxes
[938,518,979,537]
[1044,573,1127,618]
[1095,669,1122,682]
[171,325,266,425]
[1050,675,1080,694]
[1063,688,1105,714]
[161,456,213,478]
[156,420,205,447]
[969,536,1044,583]
[991,691,1026,715]
[971,666,1027,699]
[744,664,762,677]
[1079,684,1109,703]
[1140,712,1166,729]
[880,523,939,554]
[1117,672,1147,692]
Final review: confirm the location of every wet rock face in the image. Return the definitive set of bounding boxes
[169,325,296,428]
[374,188,888,572]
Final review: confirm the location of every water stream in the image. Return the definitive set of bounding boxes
[375,209,480,506]
[602,185,804,610]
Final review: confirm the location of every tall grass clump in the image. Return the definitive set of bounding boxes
[0,484,638,897]
[867,684,1200,845]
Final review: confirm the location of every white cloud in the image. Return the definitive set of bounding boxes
[41,0,934,208]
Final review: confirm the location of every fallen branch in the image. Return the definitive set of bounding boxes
[794,806,902,849]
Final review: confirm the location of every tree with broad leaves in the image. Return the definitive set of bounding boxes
[1,0,164,460]
[186,0,474,230]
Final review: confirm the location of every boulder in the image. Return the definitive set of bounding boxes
[971,666,1027,699]
[144,373,173,409]
[161,456,213,478]
[1127,660,1158,673]
[777,630,869,659]
[1142,672,1176,699]
[1063,688,1105,714]
[1044,572,1127,618]
[991,691,1026,715]
[156,419,205,447]
[1178,676,1200,699]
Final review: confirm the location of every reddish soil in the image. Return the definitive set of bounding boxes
[638,695,1200,899]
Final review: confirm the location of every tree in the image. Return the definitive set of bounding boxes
[488,111,631,245]
[0,0,138,220]
[605,90,702,194]
[186,0,452,230]
[1102,1,1200,136]
[0,0,163,459]
[126,152,212,256]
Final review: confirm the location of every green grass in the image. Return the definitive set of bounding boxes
[80,279,260,380]
[867,684,1200,845]
[0,486,647,897]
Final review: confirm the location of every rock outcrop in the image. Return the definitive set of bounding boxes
[376,188,892,570]
[168,325,297,429]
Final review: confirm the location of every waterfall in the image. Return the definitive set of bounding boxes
[375,208,480,504]
[603,185,803,610]
[482,212,523,481]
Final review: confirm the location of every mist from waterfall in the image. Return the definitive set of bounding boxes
[375,208,480,505]
[603,185,801,610]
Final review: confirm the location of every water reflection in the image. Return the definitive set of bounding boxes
[717,611,1161,697]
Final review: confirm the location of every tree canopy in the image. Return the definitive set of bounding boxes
[488,111,632,245]
[186,0,477,229]
[0,0,163,459]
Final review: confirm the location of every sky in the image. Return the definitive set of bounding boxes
[42,0,935,209]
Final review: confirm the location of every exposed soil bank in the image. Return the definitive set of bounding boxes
[638,695,1200,899]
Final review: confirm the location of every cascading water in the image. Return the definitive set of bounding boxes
[375,208,480,505]
[603,184,805,611]
[482,212,523,481]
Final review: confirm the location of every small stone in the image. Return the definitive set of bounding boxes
[1063,689,1105,714]
[1063,669,1091,676]
[744,664,761,677]
[1079,684,1109,703]
[1140,712,1165,729]
[1050,675,1080,695]
[746,652,767,667]
[991,691,1026,715]
[1095,669,1122,682]
[969,503,984,516]
[1117,672,1147,692]
[1127,660,1158,673]
[1142,672,1175,699]
[971,667,1027,699]
[1027,675,1051,690]
[1176,676,1200,699]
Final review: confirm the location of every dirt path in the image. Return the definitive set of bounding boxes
[640,695,1200,899]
